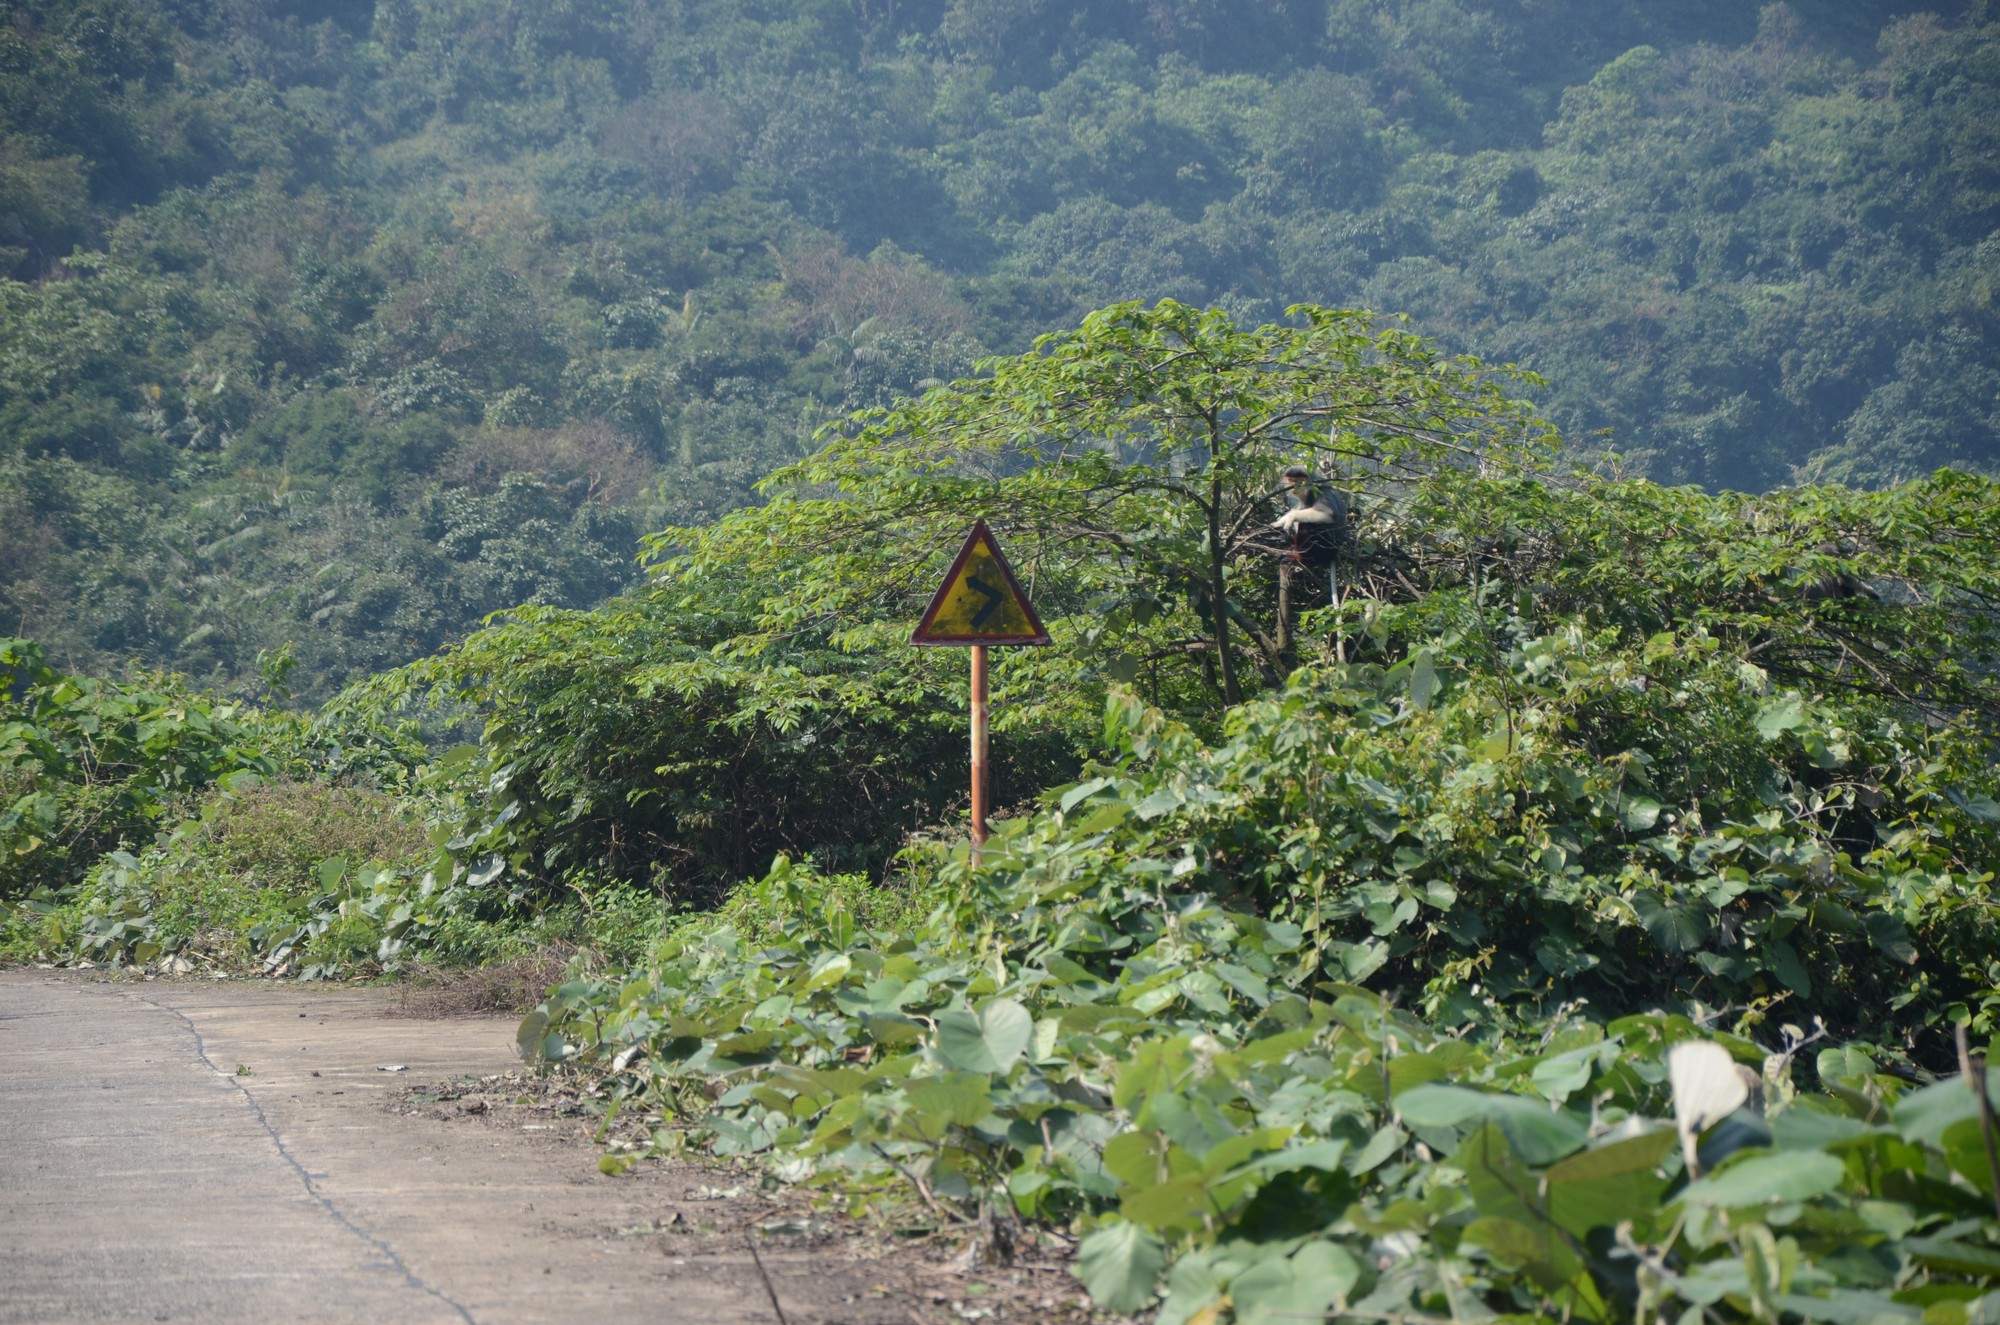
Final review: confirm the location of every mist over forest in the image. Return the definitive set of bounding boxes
[1,0,1995,697]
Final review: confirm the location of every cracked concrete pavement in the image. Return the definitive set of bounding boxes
[0,970,957,1325]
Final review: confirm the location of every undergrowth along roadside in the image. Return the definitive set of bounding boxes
[0,634,670,980]
[524,629,2000,1321]
[529,845,2000,1323]
[0,697,668,983]
[8,295,2000,1321]
[0,637,281,898]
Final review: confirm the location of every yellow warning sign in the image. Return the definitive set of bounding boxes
[911,520,1049,646]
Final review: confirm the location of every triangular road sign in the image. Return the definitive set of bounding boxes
[911,519,1049,646]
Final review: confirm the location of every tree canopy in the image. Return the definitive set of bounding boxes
[330,303,2000,961]
[8,284,1998,1322]
[1,0,1996,698]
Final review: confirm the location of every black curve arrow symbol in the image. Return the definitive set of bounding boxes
[967,575,1005,628]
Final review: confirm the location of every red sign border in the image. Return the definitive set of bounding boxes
[910,519,1050,646]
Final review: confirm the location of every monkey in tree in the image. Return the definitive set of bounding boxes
[1793,542,1880,604]
[1272,464,1348,603]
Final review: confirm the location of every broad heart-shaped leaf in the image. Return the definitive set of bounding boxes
[1157,1244,1254,1325]
[1462,1215,1559,1275]
[1348,1123,1406,1174]
[1767,939,1813,995]
[1223,1139,1350,1183]
[1816,1045,1877,1086]
[1620,795,1665,830]
[1633,891,1712,952]
[1059,777,1116,811]
[934,998,1031,1074]
[1120,1175,1210,1233]
[1075,1220,1167,1314]
[1891,1069,2000,1148]
[1941,1118,2000,1198]
[1756,693,1808,738]
[1397,1084,1588,1165]
[1462,1214,1613,1319]
[1455,1125,1600,1307]
[1543,1128,1677,1237]
[1408,649,1438,711]
[904,1074,997,1130]
[1531,1045,1601,1103]
[516,1008,549,1062]
[1104,1131,1178,1188]
[1862,912,1918,965]
[1948,789,2000,823]
[1678,1150,1845,1209]
[1230,1240,1362,1325]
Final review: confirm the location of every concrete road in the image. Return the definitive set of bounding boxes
[0,971,924,1325]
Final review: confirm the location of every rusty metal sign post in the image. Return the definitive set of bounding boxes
[910,519,1049,860]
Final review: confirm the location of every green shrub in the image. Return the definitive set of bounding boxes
[2,772,680,980]
[526,846,2000,1323]
[3,773,427,972]
[0,638,284,899]
[513,455,2000,1321]
[1034,639,1999,1054]
[674,856,947,955]
[193,778,431,893]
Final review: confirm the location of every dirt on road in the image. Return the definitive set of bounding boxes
[0,970,1092,1325]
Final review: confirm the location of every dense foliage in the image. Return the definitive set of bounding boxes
[6,1,1997,1306]
[330,302,1997,921]
[421,297,2000,1319]
[0,626,582,975]
[514,501,2000,1316]
[0,658,664,979]
[0,636,279,896]
[333,300,1553,899]
[527,768,2000,1320]
[3,1,1997,697]
[4,252,1997,1318]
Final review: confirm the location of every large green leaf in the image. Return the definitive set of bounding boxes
[1230,1240,1361,1325]
[1621,795,1665,830]
[1633,892,1711,952]
[1903,1238,2000,1278]
[1399,1084,1588,1165]
[903,1074,996,1130]
[1075,1221,1167,1314]
[1892,1071,2000,1148]
[1121,1176,1210,1232]
[1225,1139,1350,1182]
[1463,1214,1558,1273]
[516,1008,550,1062]
[1544,1128,1677,1237]
[1530,1044,1601,1102]
[1756,694,1808,738]
[1768,1290,1921,1324]
[1862,912,1918,965]
[934,998,1032,1074]
[1816,1046,1878,1086]
[1678,1150,1846,1208]
[1471,1220,1613,1317]
[1408,649,1438,711]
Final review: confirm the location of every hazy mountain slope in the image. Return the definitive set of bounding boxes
[0,0,1991,696]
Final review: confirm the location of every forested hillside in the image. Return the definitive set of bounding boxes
[7,10,2000,1310]
[2,0,1996,697]
[13,303,1996,1325]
